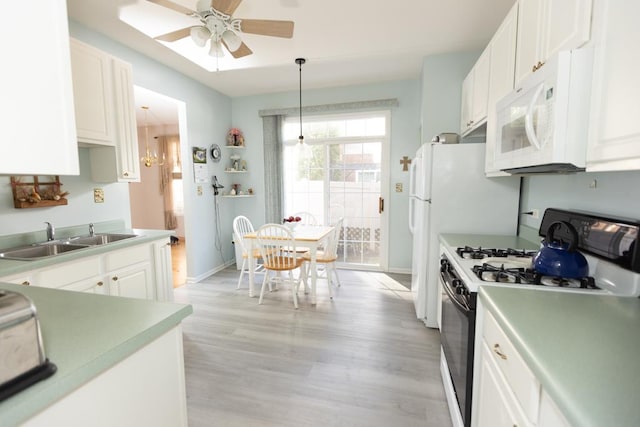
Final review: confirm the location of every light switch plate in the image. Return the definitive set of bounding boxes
[395,183,403,192]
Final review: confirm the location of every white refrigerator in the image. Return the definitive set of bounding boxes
[408,142,520,328]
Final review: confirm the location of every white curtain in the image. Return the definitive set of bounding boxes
[159,134,180,230]
[262,115,284,224]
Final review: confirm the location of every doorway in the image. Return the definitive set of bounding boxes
[129,86,187,287]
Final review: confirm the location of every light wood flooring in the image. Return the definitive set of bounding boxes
[171,238,186,288]
[173,267,452,427]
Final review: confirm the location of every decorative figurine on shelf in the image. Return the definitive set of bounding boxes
[232,184,240,195]
[248,188,254,195]
[240,160,247,171]
[229,154,241,171]
[227,128,245,146]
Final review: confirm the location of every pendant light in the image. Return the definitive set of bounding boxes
[296,58,306,145]
[140,106,165,168]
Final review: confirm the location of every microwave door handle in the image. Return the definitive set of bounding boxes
[524,83,545,150]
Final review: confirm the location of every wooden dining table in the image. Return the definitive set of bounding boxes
[243,224,334,305]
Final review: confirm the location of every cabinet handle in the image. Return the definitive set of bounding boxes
[112,276,118,281]
[537,60,545,70]
[21,281,30,286]
[493,343,508,360]
[532,63,538,72]
[123,172,129,177]
[97,281,104,287]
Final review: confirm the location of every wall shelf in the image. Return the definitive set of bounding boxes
[224,170,248,174]
[10,176,69,209]
[221,195,254,198]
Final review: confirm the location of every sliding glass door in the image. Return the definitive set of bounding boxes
[282,111,389,269]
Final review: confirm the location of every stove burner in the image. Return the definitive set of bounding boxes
[456,246,537,260]
[471,263,599,289]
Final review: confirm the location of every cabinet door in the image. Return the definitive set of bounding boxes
[110,263,153,300]
[0,0,79,176]
[0,272,34,288]
[59,276,108,295]
[471,47,491,125]
[476,343,528,427]
[460,72,473,133]
[111,59,141,182]
[70,38,115,146]
[485,3,518,176]
[543,0,591,61]
[587,0,640,171]
[514,0,543,86]
[153,238,174,302]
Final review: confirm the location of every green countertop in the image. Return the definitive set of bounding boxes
[0,283,192,426]
[480,286,640,427]
[440,233,540,252]
[0,225,173,278]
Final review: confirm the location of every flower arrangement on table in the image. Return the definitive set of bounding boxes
[283,215,302,223]
[226,128,244,146]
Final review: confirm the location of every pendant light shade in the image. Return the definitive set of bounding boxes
[190,26,210,47]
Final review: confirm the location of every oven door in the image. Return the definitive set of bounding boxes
[440,264,476,427]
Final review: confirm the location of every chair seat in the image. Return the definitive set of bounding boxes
[302,250,337,263]
[243,248,277,259]
[264,256,305,271]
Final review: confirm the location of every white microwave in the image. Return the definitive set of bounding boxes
[494,49,593,174]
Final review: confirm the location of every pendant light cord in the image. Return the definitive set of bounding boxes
[296,58,306,143]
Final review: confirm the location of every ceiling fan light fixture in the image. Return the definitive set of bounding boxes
[190,26,210,47]
[209,39,224,57]
[221,30,242,52]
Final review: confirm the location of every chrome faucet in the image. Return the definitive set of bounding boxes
[44,222,55,241]
[89,223,95,237]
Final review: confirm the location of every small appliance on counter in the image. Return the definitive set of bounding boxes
[0,290,56,401]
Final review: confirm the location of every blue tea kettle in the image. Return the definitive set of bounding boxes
[533,221,589,278]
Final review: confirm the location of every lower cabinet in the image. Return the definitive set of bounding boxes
[473,309,570,427]
[23,326,188,426]
[0,238,172,301]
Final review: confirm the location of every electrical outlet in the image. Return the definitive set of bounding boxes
[395,183,403,192]
[93,188,104,203]
[197,185,203,196]
[531,209,540,219]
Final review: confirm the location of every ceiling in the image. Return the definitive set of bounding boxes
[67,0,515,101]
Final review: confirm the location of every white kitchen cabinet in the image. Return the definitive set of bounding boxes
[514,0,592,86]
[586,0,640,171]
[485,3,518,176]
[24,326,188,427]
[109,263,153,299]
[473,308,569,427]
[153,238,175,301]
[0,239,170,301]
[70,38,115,146]
[0,0,79,176]
[460,46,491,135]
[70,38,141,182]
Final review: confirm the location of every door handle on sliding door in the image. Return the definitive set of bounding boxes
[378,197,384,214]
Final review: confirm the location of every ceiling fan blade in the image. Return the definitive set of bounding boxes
[147,0,196,15]
[224,41,253,58]
[212,0,243,16]
[154,27,192,42]
[238,19,294,38]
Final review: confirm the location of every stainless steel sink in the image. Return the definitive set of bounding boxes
[68,233,138,246]
[0,243,89,261]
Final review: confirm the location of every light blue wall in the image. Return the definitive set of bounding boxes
[66,21,234,280]
[519,170,640,239]
[230,80,421,272]
[421,52,479,144]
[0,149,129,235]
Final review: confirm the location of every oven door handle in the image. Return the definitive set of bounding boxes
[441,270,471,313]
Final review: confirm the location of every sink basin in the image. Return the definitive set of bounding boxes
[68,233,138,246]
[0,243,88,261]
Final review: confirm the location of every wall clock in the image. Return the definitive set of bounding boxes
[210,144,222,162]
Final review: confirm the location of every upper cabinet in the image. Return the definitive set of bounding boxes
[70,39,140,182]
[0,0,79,176]
[485,3,518,176]
[586,0,640,171]
[514,0,592,87]
[460,46,491,135]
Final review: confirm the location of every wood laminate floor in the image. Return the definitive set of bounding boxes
[173,267,452,427]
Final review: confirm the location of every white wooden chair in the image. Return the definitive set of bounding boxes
[233,215,264,291]
[301,217,343,299]
[292,211,318,225]
[256,224,306,309]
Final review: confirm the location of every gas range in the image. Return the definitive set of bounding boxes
[443,245,602,294]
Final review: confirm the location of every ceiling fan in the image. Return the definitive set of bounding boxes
[148,0,294,59]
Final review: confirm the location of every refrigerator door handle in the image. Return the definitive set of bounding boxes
[409,197,415,234]
[378,197,384,214]
[409,158,417,197]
